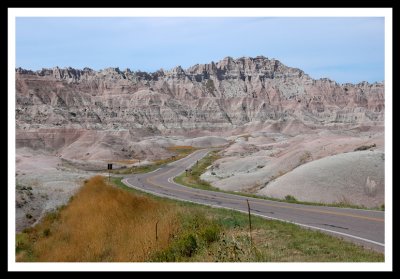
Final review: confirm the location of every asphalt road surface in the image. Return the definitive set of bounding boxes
[122,149,384,253]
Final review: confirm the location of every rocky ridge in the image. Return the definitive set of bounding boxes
[16,56,384,133]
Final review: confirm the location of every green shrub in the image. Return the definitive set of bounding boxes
[176,234,197,257]
[16,233,28,252]
[43,228,50,237]
[199,224,220,244]
[285,195,297,202]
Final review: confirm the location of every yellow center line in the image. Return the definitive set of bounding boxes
[142,153,384,223]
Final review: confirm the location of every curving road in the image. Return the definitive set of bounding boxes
[122,149,384,253]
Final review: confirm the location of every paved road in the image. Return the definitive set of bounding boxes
[122,149,384,253]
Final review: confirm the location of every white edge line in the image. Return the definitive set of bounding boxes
[121,178,384,248]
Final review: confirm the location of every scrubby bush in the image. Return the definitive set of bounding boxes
[176,233,197,257]
[285,195,297,202]
[354,144,376,151]
[199,224,220,244]
[299,151,312,165]
[42,229,50,237]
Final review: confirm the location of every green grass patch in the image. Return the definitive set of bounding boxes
[152,205,383,262]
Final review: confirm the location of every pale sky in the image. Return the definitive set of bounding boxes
[16,17,384,84]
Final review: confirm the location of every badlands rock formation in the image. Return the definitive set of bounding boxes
[15,56,385,228]
[16,56,384,132]
[16,56,384,161]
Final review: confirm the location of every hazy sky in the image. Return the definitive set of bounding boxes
[16,17,384,84]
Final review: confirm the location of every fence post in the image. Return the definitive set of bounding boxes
[247,199,252,246]
[156,221,159,241]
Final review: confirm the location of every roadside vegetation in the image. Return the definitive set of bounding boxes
[16,176,383,262]
[111,146,196,175]
[354,144,376,151]
[174,150,221,191]
[174,151,384,211]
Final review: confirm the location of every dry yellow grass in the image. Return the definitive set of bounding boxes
[111,159,139,164]
[166,145,195,152]
[24,176,180,262]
